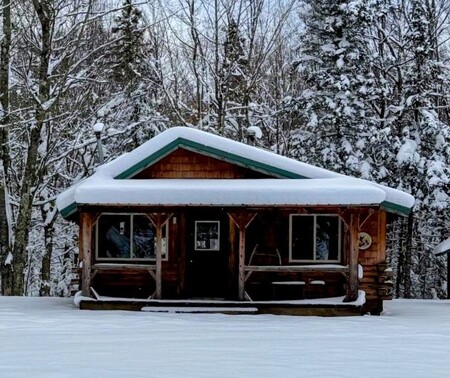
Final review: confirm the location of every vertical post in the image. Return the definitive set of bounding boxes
[155,217,163,299]
[148,213,173,300]
[345,212,360,302]
[228,217,237,293]
[447,254,450,299]
[80,212,93,297]
[228,212,257,300]
[238,227,246,300]
[178,214,186,296]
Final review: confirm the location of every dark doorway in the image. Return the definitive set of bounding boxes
[186,212,229,298]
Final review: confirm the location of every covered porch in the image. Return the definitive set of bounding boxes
[76,203,369,310]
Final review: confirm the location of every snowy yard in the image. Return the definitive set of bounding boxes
[0,297,449,378]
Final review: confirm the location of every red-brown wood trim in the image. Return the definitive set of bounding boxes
[148,213,173,299]
[79,212,95,297]
[344,212,360,302]
[228,211,257,300]
[178,213,187,297]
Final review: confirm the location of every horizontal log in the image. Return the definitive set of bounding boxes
[92,263,156,272]
[245,265,349,274]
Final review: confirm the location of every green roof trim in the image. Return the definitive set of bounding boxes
[58,134,413,220]
[381,200,412,217]
[60,201,77,219]
[115,137,307,179]
[115,139,180,179]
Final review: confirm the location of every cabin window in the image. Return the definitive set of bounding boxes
[195,221,220,251]
[96,214,168,261]
[289,214,341,262]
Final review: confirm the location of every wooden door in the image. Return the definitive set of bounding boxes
[186,213,229,298]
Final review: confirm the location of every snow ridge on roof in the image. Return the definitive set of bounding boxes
[56,126,415,218]
[99,127,338,179]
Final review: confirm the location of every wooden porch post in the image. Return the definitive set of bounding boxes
[148,213,173,299]
[447,254,450,299]
[344,212,360,302]
[79,212,94,297]
[228,211,257,300]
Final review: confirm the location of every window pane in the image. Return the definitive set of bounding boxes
[291,216,314,260]
[133,215,156,258]
[195,221,220,251]
[98,215,131,258]
[316,216,340,260]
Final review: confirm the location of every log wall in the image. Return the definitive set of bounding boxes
[358,210,393,314]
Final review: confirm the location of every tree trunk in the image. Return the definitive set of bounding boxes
[0,0,12,295]
[39,222,54,296]
[403,212,414,298]
[12,1,51,295]
[394,219,405,298]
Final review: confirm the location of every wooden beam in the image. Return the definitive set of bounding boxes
[148,213,173,299]
[359,209,375,229]
[228,217,237,295]
[228,211,257,300]
[228,211,257,230]
[79,212,94,297]
[245,265,349,273]
[344,212,360,302]
[448,254,450,300]
[178,213,186,297]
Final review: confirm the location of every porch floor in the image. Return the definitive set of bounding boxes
[78,292,365,316]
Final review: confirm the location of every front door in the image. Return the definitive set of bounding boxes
[187,213,229,298]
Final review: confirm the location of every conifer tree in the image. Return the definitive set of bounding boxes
[293,0,378,177]
[221,18,249,141]
[390,0,450,298]
[99,0,166,152]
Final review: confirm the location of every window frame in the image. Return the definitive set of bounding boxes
[95,213,169,262]
[194,220,221,251]
[289,214,342,263]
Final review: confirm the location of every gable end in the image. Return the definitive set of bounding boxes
[115,137,307,179]
[133,148,273,179]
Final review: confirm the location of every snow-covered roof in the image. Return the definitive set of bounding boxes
[433,238,450,256]
[56,127,415,218]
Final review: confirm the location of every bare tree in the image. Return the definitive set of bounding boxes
[0,0,13,295]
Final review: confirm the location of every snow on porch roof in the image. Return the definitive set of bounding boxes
[58,178,388,210]
[56,127,415,218]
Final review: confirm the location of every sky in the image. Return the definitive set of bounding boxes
[0,297,449,378]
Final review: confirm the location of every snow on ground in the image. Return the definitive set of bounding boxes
[0,297,449,378]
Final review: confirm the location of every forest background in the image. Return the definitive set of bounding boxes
[0,0,449,299]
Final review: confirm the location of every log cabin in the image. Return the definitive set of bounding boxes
[56,127,415,315]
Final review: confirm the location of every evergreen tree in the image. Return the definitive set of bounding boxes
[222,19,248,107]
[109,0,145,89]
[221,18,249,141]
[388,0,450,298]
[292,0,379,177]
[99,0,166,152]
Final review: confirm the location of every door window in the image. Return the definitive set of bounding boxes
[194,221,220,251]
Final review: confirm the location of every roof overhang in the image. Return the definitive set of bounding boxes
[56,127,415,219]
[57,177,413,219]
